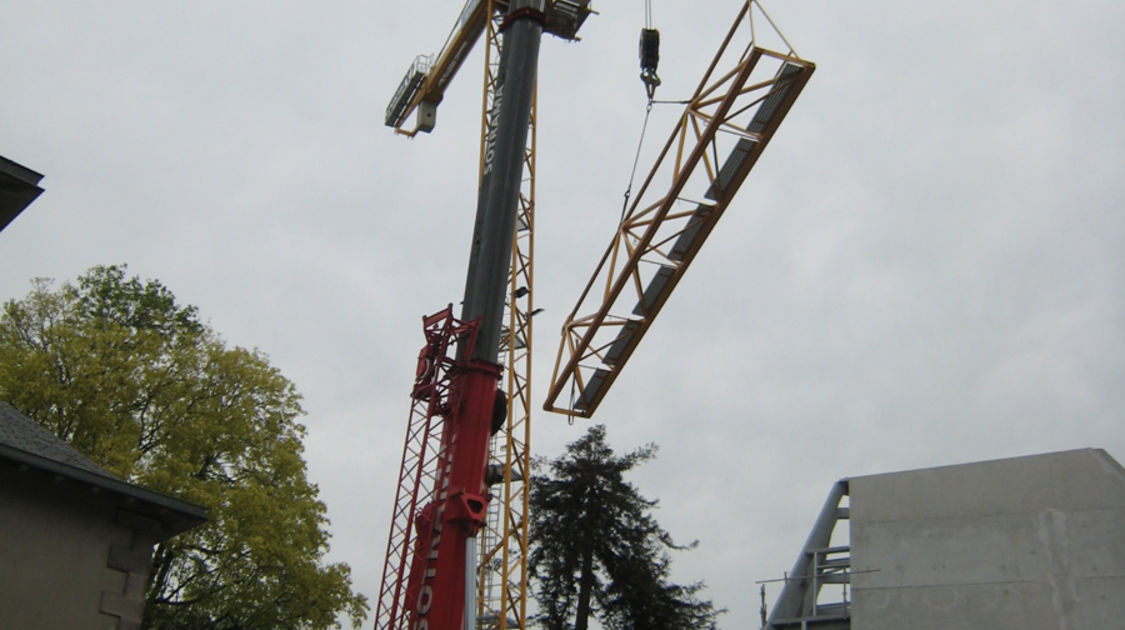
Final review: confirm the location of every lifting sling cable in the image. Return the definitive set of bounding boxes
[622,2,706,222]
[623,0,659,223]
[620,101,653,224]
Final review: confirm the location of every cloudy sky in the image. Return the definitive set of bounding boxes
[2,1,1123,627]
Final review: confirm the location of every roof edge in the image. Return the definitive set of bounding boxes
[0,155,45,185]
[844,447,1120,483]
[0,442,207,536]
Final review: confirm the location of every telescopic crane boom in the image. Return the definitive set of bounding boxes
[376,2,814,629]
[379,4,543,628]
[376,4,592,629]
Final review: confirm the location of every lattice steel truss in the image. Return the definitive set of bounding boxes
[544,1,815,417]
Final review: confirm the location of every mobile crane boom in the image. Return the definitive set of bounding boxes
[376,3,591,628]
[378,2,813,628]
[404,8,542,629]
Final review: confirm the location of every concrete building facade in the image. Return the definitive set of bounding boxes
[850,448,1125,630]
[0,401,206,630]
[767,448,1125,630]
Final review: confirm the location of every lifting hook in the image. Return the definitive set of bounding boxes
[639,27,661,100]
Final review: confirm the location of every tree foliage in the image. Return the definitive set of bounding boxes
[0,265,367,629]
[528,425,723,630]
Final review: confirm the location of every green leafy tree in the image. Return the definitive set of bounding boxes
[0,265,368,629]
[528,425,723,630]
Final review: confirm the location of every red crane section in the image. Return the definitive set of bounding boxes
[375,306,483,630]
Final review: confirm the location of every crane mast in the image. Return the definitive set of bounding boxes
[376,2,591,629]
[475,3,537,626]
[403,6,539,628]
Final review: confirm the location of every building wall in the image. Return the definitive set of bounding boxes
[849,448,1125,630]
[0,465,156,630]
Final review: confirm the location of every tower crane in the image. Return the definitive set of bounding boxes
[375,2,814,629]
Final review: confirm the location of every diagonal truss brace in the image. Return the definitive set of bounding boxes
[544,2,814,417]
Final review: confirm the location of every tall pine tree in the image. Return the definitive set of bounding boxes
[528,425,722,629]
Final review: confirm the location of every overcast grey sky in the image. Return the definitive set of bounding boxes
[3,1,1123,627]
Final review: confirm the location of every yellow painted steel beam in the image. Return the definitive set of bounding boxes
[386,0,495,137]
[388,0,592,137]
[544,3,814,418]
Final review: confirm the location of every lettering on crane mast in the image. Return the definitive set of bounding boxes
[414,439,453,629]
[481,92,504,176]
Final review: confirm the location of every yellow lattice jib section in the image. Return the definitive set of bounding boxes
[544,1,815,418]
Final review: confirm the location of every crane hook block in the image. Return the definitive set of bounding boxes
[639,28,661,99]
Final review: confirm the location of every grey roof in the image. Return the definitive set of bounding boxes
[0,155,44,233]
[0,400,207,538]
[0,401,112,477]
